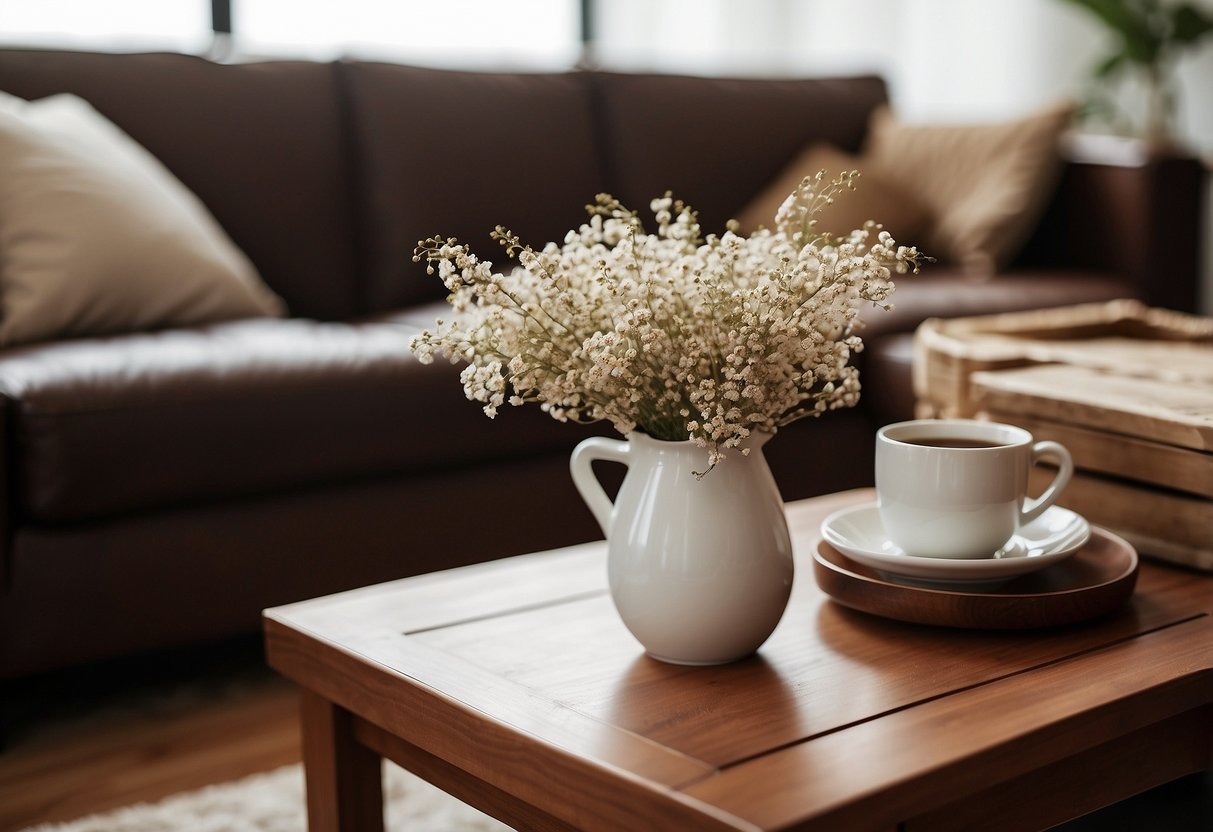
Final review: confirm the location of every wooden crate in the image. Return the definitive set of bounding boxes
[973,364,1212,498]
[913,299,1213,419]
[1028,466,1213,572]
[912,299,1213,571]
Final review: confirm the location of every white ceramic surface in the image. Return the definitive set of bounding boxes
[820,502,1091,582]
[875,419,1074,559]
[570,431,793,665]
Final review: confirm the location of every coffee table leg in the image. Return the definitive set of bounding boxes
[300,689,385,832]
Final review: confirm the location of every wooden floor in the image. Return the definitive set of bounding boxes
[1,635,1210,831]
[0,637,302,831]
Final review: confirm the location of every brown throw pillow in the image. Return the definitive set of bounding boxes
[861,101,1076,277]
[736,143,931,244]
[0,91,286,346]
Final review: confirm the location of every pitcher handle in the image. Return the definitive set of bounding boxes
[570,437,631,537]
[1020,440,1074,525]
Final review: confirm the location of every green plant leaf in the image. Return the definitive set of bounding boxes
[1059,0,1144,36]
[1058,0,1161,63]
[1171,4,1213,43]
[1094,50,1128,76]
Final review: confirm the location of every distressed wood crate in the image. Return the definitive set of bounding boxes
[912,299,1213,419]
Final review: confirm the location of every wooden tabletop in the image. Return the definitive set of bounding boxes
[264,488,1213,831]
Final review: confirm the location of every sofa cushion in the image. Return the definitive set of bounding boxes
[338,61,610,313]
[734,141,931,242]
[862,102,1075,277]
[592,72,888,234]
[0,91,285,346]
[0,48,361,320]
[0,318,605,523]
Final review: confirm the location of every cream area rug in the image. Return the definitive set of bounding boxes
[23,762,512,832]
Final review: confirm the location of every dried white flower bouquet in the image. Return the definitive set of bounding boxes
[410,171,926,472]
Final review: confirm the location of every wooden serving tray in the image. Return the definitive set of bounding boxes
[813,527,1139,630]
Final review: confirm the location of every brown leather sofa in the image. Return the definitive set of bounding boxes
[0,48,1203,679]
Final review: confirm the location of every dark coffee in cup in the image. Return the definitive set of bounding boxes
[904,437,1007,449]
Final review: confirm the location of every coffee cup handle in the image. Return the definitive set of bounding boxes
[1020,440,1074,526]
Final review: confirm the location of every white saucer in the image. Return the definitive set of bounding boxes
[819,503,1092,583]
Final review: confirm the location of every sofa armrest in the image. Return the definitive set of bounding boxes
[1017,134,1208,313]
[0,396,10,592]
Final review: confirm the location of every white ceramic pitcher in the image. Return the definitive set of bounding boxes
[570,431,794,665]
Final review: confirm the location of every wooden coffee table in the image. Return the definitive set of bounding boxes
[264,489,1213,831]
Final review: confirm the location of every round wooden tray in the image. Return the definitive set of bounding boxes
[813,526,1139,629]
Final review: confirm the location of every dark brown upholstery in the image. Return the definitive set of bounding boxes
[1,454,604,675]
[1016,148,1207,312]
[0,47,1203,679]
[339,62,610,313]
[591,72,888,231]
[0,319,598,522]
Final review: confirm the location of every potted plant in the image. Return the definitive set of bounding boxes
[1060,0,1213,143]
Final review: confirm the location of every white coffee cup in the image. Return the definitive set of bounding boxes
[875,419,1074,559]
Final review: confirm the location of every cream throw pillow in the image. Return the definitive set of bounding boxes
[862,101,1075,276]
[736,142,931,243]
[0,92,285,346]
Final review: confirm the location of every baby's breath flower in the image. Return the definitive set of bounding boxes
[411,175,927,469]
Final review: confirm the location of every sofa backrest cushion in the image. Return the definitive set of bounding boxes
[589,72,888,234]
[0,48,361,320]
[0,91,287,346]
[861,101,1075,277]
[338,61,610,313]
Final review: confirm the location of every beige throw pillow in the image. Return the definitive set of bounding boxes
[0,92,285,346]
[736,143,931,244]
[862,101,1075,276]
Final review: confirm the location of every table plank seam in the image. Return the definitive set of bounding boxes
[677,624,1213,830]
[268,619,723,788]
[291,625,720,779]
[401,588,610,636]
[687,611,1211,785]
[347,684,757,831]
